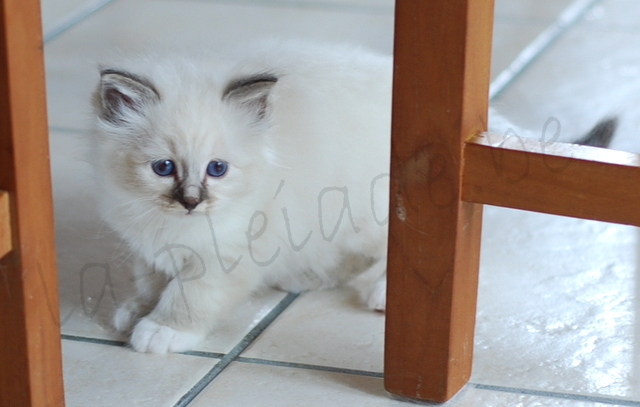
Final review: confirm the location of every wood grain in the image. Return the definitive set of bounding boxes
[0,191,10,258]
[384,0,494,402]
[0,0,65,406]
[463,133,640,225]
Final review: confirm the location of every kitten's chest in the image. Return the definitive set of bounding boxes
[130,217,214,275]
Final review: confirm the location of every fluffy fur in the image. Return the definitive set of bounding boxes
[91,41,615,354]
[92,41,392,353]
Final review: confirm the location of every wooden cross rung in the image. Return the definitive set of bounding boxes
[462,132,640,226]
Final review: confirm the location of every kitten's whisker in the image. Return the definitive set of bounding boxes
[115,206,161,238]
[93,196,160,236]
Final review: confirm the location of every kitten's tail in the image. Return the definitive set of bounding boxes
[574,117,618,148]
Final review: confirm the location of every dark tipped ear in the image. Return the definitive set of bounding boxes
[222,73,278,120]
[98,69,160,123]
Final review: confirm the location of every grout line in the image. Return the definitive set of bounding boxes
[183,350,227,360]
[61,331,383,380]
[62,334,225,360]
[60,332,640,406]
[472,383,640,406]
[236,356,384,378]
[489,0,601,100]
[43,0,118,43]
[172,292,299,407]
[61,333,127,348]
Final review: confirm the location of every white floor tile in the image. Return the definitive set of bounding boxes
[474,206,640,400]
[241,288,385,373]
[492,22,549,80]
[582,0,640,32]
[491,0,578,79]
[62,340,218,407]
[261,0,393,12]
[190,361,614,407]
[189,362,395,407]
[41,0,92,35]
[44,0,393,129]
[492,9,640,152]
[191,288,288,354]
[494,0,576,21]
[51,130,126,341]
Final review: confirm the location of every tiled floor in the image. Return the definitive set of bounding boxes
[43,0,640,406]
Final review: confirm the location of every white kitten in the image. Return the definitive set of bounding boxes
[91,40,618,354]
[91,41,392,353]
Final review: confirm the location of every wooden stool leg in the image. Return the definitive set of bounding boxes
[0,0,65,406]
[384,0,494,402]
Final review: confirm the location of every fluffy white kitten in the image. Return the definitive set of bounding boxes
[92,41,392,353]
[91,40,615,354]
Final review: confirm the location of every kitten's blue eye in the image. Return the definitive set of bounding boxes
[207,160,228,177]
[151,159,175,176]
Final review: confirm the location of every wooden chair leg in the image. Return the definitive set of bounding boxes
[0,0,65,406]
[384,0,494,402]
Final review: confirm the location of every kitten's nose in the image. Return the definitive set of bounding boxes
[181,197,200,211]
[177,184,203,212]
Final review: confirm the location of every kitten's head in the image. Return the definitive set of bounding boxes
[92,63,278,218]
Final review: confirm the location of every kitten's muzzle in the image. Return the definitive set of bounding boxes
[172,184,207,212]
[180,196,201,211]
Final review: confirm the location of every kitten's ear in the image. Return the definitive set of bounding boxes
[98,69,160,123]
[222,74,278,120]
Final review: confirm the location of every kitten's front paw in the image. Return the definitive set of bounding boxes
[130,318,204,353]
[113,305,137,333]
[113,300,150,333]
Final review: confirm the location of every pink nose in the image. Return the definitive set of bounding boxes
[181,197,200,211]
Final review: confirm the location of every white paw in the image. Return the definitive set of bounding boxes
[366,279,386,312]
[130,318,204,353]
[113,306,136,333]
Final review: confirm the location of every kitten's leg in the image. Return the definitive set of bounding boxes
[129,263,252,353]
[348,258,387,312]
[113,259,168,333]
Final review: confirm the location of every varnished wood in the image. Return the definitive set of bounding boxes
[0,0,65,406]
[462,133,640,226]
[0,191,10,258]
[385,0,494,402]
